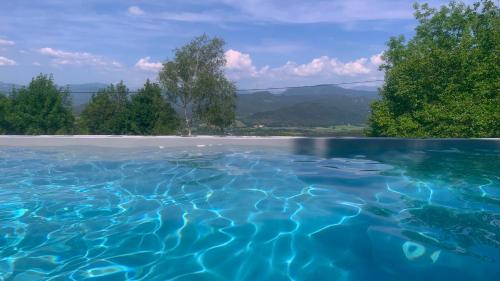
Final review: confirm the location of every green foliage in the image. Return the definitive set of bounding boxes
[129,80,179,135]
[80,82,130,134]
[368,0,500,137]
[159,34,236,135]
[0,93,10,134]
[0,74,180,136]
[79,80,179,135]
[6,74,74,134]
[197,78,236,132]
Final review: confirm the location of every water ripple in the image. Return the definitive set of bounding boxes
[0,145,498,281]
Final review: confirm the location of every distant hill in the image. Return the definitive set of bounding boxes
[347,85,380,92]
[65,83,109,106]
[281,84,375,96]
[1,81,379,126]
[0,82,107,106]
[237,85,378,126]
[0,82,22,93]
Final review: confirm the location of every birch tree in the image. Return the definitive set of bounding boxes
[159,34,235,136]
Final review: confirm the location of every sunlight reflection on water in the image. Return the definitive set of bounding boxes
[0,139,499,281]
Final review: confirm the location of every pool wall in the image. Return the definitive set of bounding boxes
[0,136,498,158]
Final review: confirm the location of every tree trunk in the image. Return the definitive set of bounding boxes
[183,106,191,136]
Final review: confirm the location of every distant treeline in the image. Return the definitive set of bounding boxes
[0,35,236,136]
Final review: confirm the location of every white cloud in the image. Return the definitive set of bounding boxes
[32,61,41,66]
[220,0,472,23]
[0,39,15,46]
[223,48,384,88]
[225,49,380,82]
[38,47,122,68]
[370,52,384,67]
[274,56,372,77]
[218,0,416,23]
[225,49,268,79]
[0,56,16,66]
[135,57,163,72]
[273,55,380,80]
[121,0,423,24]
[286,57,330,76]
[340,58,371,75]
[128,6,145,16]
[225,49,256,73]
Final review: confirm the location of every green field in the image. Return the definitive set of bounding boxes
[195,125,366,137]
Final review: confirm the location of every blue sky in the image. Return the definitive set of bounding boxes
[0,0,462,88]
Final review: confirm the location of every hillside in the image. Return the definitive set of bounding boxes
[1,81,379,126]
[236,85,378,126]
[0,82,107,106]
[66,83,108,106]
[0,82,21,93]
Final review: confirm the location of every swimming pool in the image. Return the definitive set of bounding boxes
[0,138,499,281]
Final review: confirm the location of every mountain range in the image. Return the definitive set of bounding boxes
[1,82,379,127]
[237,85,378,126]
[0,82,109,106]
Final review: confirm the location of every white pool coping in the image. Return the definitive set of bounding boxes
[0,135,307,148]
[0,135,497,149]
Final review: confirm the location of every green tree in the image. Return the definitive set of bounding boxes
[196,79,236,133]
[8,74,74,134]
[0,93,11,134]
[368,0,499,137]
[159,34,237,135]
[129,79,179,135]
[80,82,130,134]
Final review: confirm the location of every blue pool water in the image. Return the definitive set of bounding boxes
[0,139,499,281]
